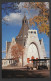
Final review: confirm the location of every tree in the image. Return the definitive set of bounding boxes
[2,2,49,36]
[2,2,20,25]
[2,2,20,14]
[11,43,24,64]
[24,2,49,36]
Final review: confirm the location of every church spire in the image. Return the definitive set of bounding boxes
[23,12,27,21]
[15,14,29,47]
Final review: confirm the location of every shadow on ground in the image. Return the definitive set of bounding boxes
[2,69,50,78]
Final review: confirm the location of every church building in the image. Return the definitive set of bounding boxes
[2,15,46,67]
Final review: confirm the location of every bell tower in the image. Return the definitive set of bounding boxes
[15,14,29,47]
[22,15,28,26]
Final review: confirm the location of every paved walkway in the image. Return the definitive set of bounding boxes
[2,67,50,78]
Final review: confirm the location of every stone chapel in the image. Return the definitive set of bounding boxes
[2,15,46,67]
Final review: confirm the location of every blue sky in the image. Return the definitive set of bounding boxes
[2,2,50,58]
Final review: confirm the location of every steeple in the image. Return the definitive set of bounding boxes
[22,13,28,26]
[15,14,29,47]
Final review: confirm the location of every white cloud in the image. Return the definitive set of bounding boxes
[2,2,40,25]
[3,9,39,25]
[3,13,24,25]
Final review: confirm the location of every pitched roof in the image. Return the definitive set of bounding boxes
[15,15,29,41]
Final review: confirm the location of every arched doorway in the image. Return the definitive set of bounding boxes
[27,43,39,63]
